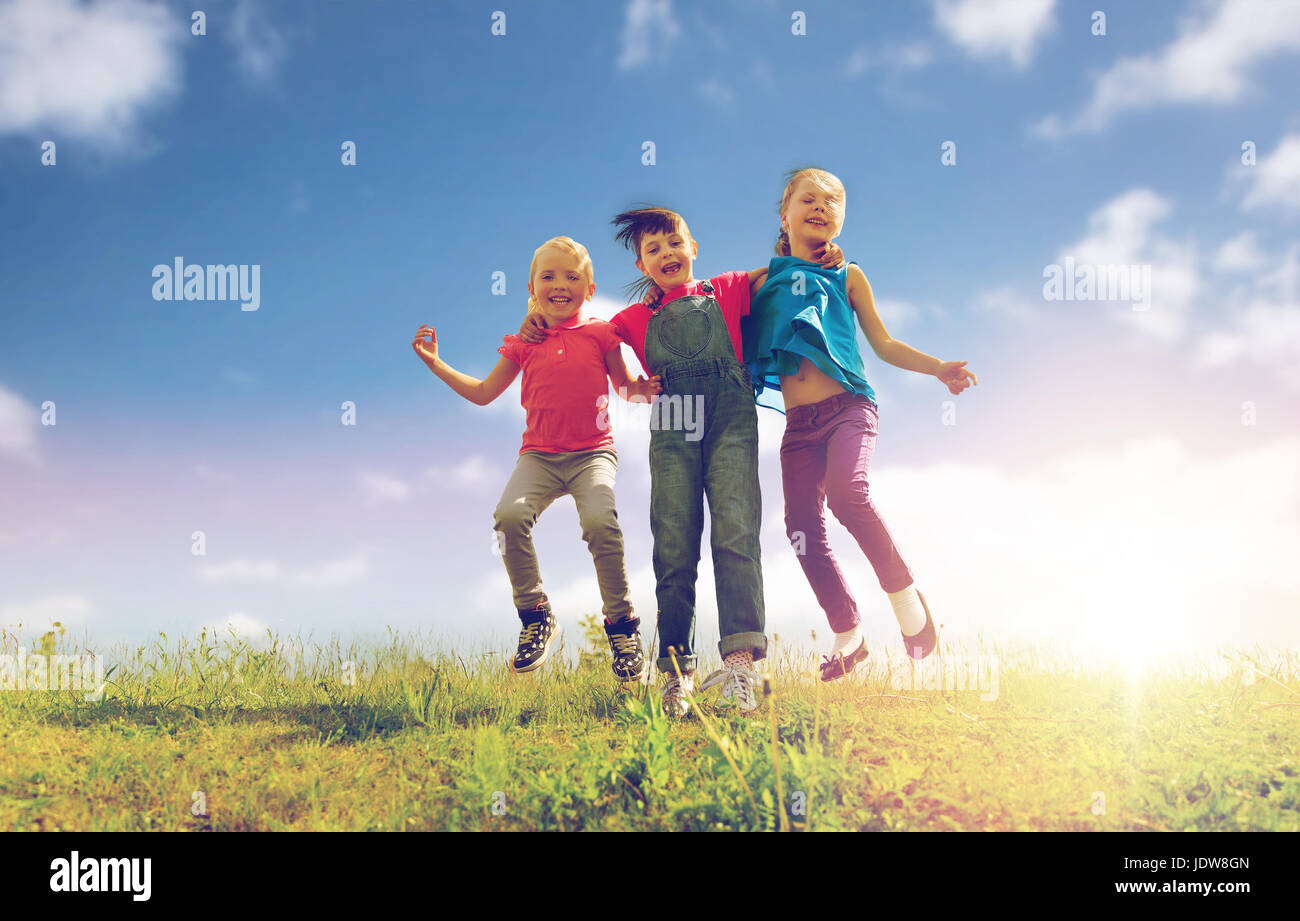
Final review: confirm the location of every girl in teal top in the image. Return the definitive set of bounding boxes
[743,167,978,682]
[745,257,877,413]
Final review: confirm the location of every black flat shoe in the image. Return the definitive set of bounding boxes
[901,590,937,660]
[820,639,869,682]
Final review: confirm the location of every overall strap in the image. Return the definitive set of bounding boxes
[650,278,715,312]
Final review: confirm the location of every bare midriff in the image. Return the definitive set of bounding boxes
[780,356,850,410]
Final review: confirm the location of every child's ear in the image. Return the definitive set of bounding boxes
[635,258,648,276]
[586,281,596,300]
[690,239,699,258]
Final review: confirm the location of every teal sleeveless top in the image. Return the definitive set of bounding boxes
[742,257,877,413]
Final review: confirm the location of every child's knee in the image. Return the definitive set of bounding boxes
[784,506,823,540]
[494,500,533,533]
[579,508,621,543]
[826,480,870,517]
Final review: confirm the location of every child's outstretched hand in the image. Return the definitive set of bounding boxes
[624,374,663,401]
[937,360,978,395]
[811,240,845,269]
[412,324,438,364]
[519,312,549,344]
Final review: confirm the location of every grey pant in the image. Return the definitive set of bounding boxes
[492,449,633,621]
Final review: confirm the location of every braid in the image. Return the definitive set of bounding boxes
[776,229,791,256]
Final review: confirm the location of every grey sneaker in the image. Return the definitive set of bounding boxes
[699,663,761,712]
[660,672,693,718]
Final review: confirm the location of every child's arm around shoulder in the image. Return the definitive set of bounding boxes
[747,240,845,297]
[412,323,521,406]
[846,266,978,394]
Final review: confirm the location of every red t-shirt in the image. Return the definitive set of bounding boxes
[497,311,623,455]
[610,271,751,372]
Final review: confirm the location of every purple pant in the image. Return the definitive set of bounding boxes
[780,391,913,633]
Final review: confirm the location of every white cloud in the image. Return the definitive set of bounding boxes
[193,463,235,482]
[195,558,281,583]
[425,455,507,489]
[1054,188,1200,340]
[843,41,934,78]
[697,80,735,108]
[0,0,183,151]
[286,552,371,587]
[932,0,1056,70]
[618,0,680,71]
[1033,0,1300,138]
[200,611,269,641]
[1240,134,1300,214]
[195,552,371,587]
[791,437,1300,659]
[1212,230,1265,274]
[0,386,41,465]
[583,294,627,324]
[875,297,921,333]
[1195,242,1300,386]
[225,0,288,84]
[0,593,94,629]
[359,471,412,504]
[973,284,1041,321]
[220,366,257,387]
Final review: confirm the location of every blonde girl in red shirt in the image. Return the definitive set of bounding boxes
[412,236,660,679]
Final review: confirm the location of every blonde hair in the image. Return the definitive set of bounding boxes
[776,167,846,256]
[526,236,594,314]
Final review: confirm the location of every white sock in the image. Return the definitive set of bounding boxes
[888,584,927,635]
[830,625,863,657]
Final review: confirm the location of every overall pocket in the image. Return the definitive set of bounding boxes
[656,306,712,359]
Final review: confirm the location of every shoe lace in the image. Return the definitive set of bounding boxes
[662,674,690,699]
[519,620,544,648]
[700,664,759,704]
[609,632,639,657]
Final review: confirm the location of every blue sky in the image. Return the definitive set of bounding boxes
[2,0,1298,668]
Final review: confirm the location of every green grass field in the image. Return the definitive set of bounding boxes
[2,621,1297,832]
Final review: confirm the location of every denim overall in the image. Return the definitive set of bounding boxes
[644,280,767,673]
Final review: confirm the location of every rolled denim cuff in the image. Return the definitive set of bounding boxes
[719,631,768,662]
[656,654,698,675]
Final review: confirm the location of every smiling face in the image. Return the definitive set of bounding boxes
[781,176,845,251]
[635,223,698,292]
[527,246,594,325]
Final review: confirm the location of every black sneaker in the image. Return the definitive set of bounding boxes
[820,639,869,682]
[603,615,646,682]
[901,591,937,660]
[510,600,559,673]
